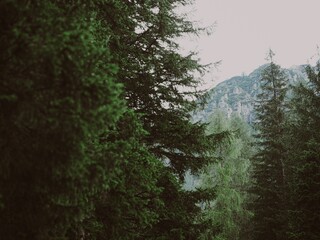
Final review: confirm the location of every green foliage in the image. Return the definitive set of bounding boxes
[95,1,217,238]
[0,1,124,238]
[97,0,213,175]
[284,62,320,240]
[85,112,165,239]
[0,0,218,239]
[251,58,289,240]
[199,111,254,240]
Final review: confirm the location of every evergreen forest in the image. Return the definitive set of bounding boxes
[0,1,319,239]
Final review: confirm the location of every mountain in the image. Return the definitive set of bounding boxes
[193,64,307,123]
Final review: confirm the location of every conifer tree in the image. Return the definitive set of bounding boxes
[97,0,213,175]
[95,1,217,238]
[251,51,289,240]
[0,1,125,238]
[199,112,254,240]
[0,0,217,239]
[285,61,320,240]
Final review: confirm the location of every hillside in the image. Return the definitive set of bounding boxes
[193,64,307,123]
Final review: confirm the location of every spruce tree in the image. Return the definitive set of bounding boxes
[0,1,125,238]
[97,0,212,175]
[251,52,289,240]
[200,112,254,240]
[0,1,218,239]
[285,61,320,240]
[95,1,216,238]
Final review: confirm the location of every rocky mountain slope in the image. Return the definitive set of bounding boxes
[193,64,307,123]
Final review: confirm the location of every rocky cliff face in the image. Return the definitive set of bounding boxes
[193,64,307,123]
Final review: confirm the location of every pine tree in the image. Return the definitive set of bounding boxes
[0,1,218,238]
[98,0,213,176]
[94,1,216,238]
[199,112,254,240]
[285,61,320,240]
[251,52,289,240]
[0,1,125,238]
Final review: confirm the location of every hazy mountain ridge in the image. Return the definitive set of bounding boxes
[193,64,308,123]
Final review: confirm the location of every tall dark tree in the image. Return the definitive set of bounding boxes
[0,0,217,239]
[251,52,289,240]
[94,1,216,238]
[97,0,213,176]
[0,1,124,239]
[285,61,320,240]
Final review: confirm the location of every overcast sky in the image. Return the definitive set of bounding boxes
[178,0,320,88]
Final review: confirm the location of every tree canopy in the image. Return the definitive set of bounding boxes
[251,57,289,240]
[1,1,320,239]
[0,0,216,239]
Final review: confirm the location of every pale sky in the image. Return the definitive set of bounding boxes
[178,0,320,88]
